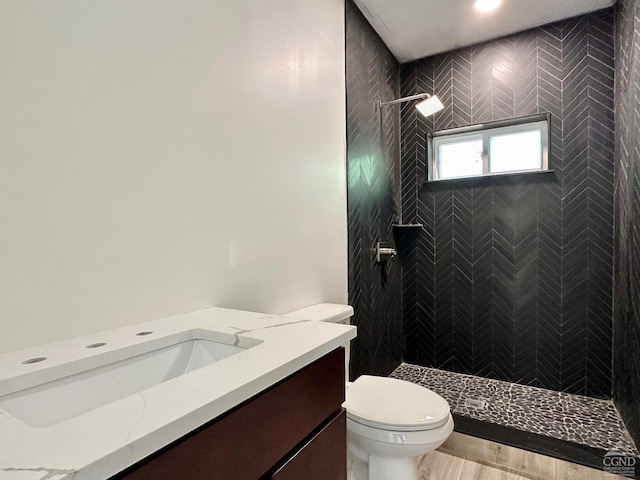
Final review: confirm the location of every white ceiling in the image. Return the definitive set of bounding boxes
[353,0,616,63]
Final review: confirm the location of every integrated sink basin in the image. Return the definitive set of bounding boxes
[0,328,262,428]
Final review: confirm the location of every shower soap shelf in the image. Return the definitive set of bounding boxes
[392,224,423,229]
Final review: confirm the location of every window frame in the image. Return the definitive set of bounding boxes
[427,113,551,182]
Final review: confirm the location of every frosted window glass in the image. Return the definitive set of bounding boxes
[437,139,483,179]
[489,130,542,173]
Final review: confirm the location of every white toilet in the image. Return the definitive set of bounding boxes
[285,303,454,480]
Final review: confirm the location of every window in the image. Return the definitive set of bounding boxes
[427,113,550,181]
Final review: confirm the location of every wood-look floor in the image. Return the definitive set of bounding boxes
[417,433,629,480]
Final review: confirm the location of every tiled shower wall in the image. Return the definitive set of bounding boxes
[614,0,640,448]
[345,0,403,379]
[400,11,615,397]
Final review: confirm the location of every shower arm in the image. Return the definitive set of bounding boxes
[379,93,432,108]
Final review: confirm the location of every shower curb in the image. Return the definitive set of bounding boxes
[452,414,639,479]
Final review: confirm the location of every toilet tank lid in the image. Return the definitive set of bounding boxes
[284,303,354,323]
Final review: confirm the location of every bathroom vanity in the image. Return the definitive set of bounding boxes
[112,348,346,480]
[0,307,356,480]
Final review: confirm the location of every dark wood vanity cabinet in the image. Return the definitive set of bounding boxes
[270,409,346,480]
[111,347,346,480]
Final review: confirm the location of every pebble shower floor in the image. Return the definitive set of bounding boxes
[390,363,639,456]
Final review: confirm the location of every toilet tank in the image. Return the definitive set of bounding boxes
[284,303,354,381]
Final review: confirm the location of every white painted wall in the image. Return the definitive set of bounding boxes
[0,0,347,353]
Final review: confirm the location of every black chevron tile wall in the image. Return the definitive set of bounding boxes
[345,0,403,380]
[400,11,616,397]
[613,0,640,449]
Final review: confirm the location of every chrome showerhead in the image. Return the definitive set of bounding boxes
[415,95,445,117]
[379,92,445,117]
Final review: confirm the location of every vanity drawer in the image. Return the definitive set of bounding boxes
[112,347,345,480]
[270,409,346,480]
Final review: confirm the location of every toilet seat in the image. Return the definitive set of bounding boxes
[343,376,450,432]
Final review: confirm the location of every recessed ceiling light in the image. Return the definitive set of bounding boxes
[475,0,501,13]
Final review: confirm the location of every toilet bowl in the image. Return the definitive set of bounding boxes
[284,304,454,480]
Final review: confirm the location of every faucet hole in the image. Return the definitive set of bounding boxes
[136,331,153,336]
[86,342,106,349]
[22,357,47,364]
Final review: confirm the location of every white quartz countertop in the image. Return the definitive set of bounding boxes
[0,307,356,480]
